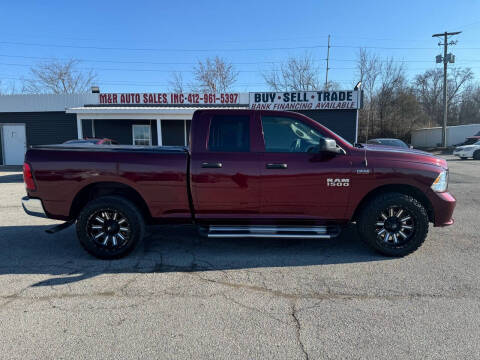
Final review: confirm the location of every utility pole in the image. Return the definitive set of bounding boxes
[432,31,461,147]
[325,34,330,90]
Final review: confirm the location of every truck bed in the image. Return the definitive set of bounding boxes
[25,145,191,221]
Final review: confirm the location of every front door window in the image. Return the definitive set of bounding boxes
[261,116,324,153]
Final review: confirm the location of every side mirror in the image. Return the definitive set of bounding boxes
[318,138,341,153]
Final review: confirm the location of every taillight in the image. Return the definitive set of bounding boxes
[23,162,36,191]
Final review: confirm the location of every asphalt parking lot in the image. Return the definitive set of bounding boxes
[0,156,479,359]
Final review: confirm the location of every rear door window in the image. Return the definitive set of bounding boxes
[208,115,250,152]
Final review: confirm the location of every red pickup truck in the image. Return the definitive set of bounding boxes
[22,110,455,259]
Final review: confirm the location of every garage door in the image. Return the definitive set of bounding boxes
[2,124,26,165]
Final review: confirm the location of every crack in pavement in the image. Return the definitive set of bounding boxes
[2,249,479,314]
[291,302,309,360]
[220,293,288,325]
[191,273,480,302]
[2,261,479,307]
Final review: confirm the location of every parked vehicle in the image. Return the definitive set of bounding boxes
[22,110,455,259]
[367,138,410,149]
[63,138,119,145]
[462,132,480,146]
[453,140,480,160]
[454,131,480,147]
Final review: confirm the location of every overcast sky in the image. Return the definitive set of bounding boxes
[0,0,479,92]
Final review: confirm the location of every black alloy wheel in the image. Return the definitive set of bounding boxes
[76,196,145,259]
[357,193,429,257]
[87,209,131,249]
[374,206,415,247]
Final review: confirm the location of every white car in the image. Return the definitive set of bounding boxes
[453,140,480,160]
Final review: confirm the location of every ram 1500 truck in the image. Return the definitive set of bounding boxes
[22,110,456,259]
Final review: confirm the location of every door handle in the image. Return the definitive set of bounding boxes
[201,162,223,168]
[266,163,288,169]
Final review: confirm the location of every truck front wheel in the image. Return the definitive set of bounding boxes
[76,196,145,259]
[357,193,429,257]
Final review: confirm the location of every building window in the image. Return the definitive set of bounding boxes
[161,120,185,146]
[132,124,152,146]
[186,120,191,146]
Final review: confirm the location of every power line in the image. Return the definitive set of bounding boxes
[0,62,268,73]
[1,31,460,46]
[453,19,480,30]
[0,74,357,87]
[3,61,480,74]
[0,54,479,67]
[0,41,329,52]
[5,40,479,53]
[0,54,294,66]
[328,58,480,63]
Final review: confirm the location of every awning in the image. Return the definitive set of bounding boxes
[66,105,248,119]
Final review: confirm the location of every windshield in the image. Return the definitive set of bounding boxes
[369,139,407,148]
[464,138,477,145]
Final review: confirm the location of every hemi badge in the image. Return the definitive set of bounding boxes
[356,169,370,174]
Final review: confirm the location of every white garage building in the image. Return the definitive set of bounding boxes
[411,124,480,147]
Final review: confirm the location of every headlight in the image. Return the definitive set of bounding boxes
[431,170,448,192]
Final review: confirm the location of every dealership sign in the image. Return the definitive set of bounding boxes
[96,91,360,110]
[99,93,242,105]
[249,91,360,110]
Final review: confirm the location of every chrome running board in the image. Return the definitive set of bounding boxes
[206,225,341,239]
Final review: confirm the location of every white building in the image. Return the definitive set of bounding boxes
[411,124,480,147]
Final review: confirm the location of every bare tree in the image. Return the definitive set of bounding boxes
[192,56,238,93]
[413,67,473,127]
[168,71,185,93]
[356,50,429,141]
[355,48,478,142]
[356,49,381,104]
[447,67,474,104]
[23,59,97,94]
[0,79,19,95]
[376,58,406,134]
[356,48,381,141]
[413,69,443,127]
[459,84,480,125]
[263,52,322,91]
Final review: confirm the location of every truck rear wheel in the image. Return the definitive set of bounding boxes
[76,196,145,259]
[357,193,429,257]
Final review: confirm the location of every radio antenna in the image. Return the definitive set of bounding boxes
[354,81,367,166]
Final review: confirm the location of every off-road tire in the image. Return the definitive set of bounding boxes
[76,196,145,259]
[357,193,429,257]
